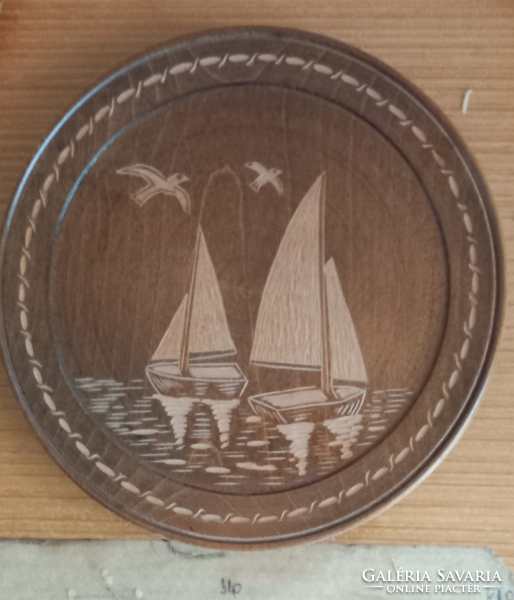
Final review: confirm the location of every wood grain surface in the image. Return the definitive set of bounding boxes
[0,0,512,564]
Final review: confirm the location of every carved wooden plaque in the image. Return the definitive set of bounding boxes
[0,28,503,547]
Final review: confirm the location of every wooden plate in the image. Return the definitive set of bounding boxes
[0,28,503,548]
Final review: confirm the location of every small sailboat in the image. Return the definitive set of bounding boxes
[146,227,247,400]
[248,173,368,424]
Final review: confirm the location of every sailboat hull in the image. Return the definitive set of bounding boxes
[248,385,366,424]
[146,361,247,400]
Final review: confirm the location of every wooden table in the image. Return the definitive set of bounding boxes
[1,0,513,567]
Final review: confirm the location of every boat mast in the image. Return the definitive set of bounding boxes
[179,226,202,374]
[319,173,332,396]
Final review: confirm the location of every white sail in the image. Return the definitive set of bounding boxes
[152,230,236,363]
[250,175,325,370]
[152,294,188,361]
[187,230,236,359]
[324,258,368,384]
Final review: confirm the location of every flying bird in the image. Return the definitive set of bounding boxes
[245,162,284,196]
[116,164,191,213]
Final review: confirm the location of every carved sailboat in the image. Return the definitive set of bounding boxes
[248,173,368,424]
[146,227,247,400]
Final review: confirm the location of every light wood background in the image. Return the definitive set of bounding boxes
[0,0,513,567]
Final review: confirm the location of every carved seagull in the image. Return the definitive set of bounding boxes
[245,162,284,196]
[116,164,191,213]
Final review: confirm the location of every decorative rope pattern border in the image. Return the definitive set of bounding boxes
[16,51,480,525]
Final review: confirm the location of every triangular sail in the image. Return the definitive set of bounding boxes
[152,294,188,361]
[187,230,237,359]
[250,175,325,370]
[324,258,368,384]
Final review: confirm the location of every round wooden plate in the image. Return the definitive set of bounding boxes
[0,28,503,548]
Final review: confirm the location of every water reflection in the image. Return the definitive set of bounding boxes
[76,378,412,493]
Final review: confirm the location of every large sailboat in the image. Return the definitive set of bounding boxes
[146,227,247,400]
[248,173,368,424]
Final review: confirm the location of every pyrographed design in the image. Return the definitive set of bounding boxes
[146,225,248,450]
[245,162,284,195]
[74,168,412,491]
[76,378,412,489]
[13,43,482,528]
[117,164,191,211]
[249,173,367,424]
[146,227,247,400]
